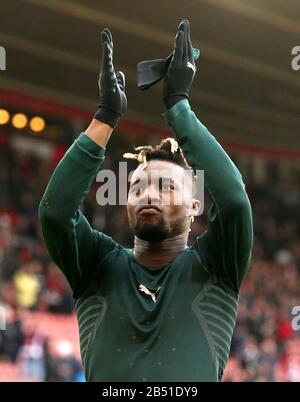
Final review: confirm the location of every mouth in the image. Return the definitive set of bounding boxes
[137,205,162,215]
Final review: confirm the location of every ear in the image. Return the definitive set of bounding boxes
[188,198,201,220]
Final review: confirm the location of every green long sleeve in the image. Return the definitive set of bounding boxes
[164,100,253,292]
[38,133,117,298]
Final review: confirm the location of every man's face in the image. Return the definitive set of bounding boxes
[127,159,199,241]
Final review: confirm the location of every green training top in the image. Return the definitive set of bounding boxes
[39,100,253,382]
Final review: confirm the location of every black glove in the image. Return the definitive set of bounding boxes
[163,20,197,110]
[137,47,199,91]
[94,28,127,128]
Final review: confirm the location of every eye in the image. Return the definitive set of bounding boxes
[129,178,144,197]
[163,183,175,191]
[159,178,175,191]
[129,185,140,196]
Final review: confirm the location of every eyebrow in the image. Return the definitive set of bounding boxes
[130,178,140,186]
[130,176,178,186]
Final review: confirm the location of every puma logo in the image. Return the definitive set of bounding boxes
[187,61,196,72]
[139,284,161,303]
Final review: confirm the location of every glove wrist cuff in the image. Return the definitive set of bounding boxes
[163,95,187,110]
[94,107,121,129]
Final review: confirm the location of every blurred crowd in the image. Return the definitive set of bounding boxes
[224,180,300,381]
[0,128,300,381]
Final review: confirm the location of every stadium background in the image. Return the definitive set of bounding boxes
[0,0,300,381]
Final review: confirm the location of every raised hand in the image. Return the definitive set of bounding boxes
[163,20,197,109]
[94,28,127,128]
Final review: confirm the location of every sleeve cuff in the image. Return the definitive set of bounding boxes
[162,99,191,123]
[75,132,106,160]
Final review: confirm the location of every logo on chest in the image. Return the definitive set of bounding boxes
[139,284,161,303]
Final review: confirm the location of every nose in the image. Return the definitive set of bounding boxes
[144,183,160,206]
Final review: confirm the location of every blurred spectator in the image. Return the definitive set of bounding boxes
[51,341,83,382]
[20,324,46,381]
[0,306,24,363]
[14,261,42,309]
[42,264,74,314]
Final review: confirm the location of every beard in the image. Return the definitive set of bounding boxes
[133,216,170,241]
